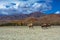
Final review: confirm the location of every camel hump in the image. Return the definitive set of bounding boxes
[43,24,47,25]
[28,23,33,25]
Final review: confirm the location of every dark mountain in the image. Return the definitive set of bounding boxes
[0,12,46,20]
[28,12,46,18]
[0,14,28,20]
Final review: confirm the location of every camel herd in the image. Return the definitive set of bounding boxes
[27,23,51,29]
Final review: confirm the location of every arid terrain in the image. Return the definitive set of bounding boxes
[0,26,60,40]
[0,12,60,40]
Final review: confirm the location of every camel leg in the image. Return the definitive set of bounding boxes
[29,26,33,28]
[41,26,48,29]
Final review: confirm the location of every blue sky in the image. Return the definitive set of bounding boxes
[47,0,60,14]
[0,0,60,15]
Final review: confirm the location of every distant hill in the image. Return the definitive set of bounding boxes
[0,14,60,26]
[38,14,60,25]
[28,12,46,18]
[0,12,46,20]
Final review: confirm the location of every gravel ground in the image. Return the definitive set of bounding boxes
[0,26,60,40]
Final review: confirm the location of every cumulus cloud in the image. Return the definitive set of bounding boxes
[32,3,42,8]
[0,0,52,15]
[55,11,60,14]
[0,4,5,9]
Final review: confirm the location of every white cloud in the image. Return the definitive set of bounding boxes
[55,11,60,14]
[0,2,6,9]
[0,5,5,9]
[40,3,52,12]
[11,2,20,9]
[32,3,42,8]
[0,0,52,14]
[18,2,27,8]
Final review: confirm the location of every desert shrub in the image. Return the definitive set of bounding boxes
[51,22,60,26]
[0,22,27,26]
[18,22,23,26]
[1,21,60,26]
[0,23,19,26]
[33,23,40,26]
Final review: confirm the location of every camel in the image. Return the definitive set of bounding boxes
[41,23,51,28]
[27,23,33,28]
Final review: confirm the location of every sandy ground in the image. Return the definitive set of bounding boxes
[0,26,60,40]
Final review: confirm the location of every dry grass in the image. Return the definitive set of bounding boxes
[0,26,60,40]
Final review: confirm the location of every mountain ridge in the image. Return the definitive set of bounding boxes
[0,12,46,20]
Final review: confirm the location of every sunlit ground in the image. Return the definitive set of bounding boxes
[0,26,60,40]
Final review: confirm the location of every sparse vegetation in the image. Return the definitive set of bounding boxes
[0,14,60,26]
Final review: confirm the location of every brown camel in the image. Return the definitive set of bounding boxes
[41,23,51,28]
[27,23,33,28]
